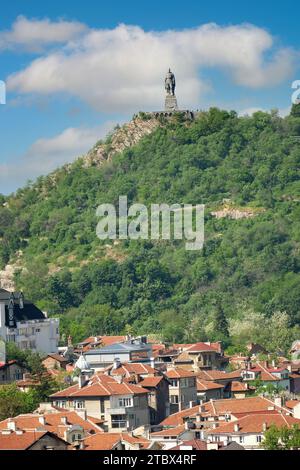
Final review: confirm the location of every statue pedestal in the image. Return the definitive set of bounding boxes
[165,94,178,112]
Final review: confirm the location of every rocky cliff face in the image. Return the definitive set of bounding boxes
[0,264,16,290]
[83,116,160,167]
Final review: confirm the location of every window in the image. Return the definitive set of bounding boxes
[118,397,132,408]
[74,400,85,409]
[55,400,66,408]
[100,400,105,414]
[170,395,179,404]
[239,436,244,444]
[111,414,127,429]
[171,379,178,387]
[256,435,262,443]
[36,328,40,333]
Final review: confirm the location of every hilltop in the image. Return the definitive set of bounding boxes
[1,106,300,351]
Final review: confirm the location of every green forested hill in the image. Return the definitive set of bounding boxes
[1,106,300,352]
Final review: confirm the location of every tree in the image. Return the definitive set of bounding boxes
[211,300,229,343]
[0,384,34,420]
[262,424,300,450]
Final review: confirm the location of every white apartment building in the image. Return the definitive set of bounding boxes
[0,288,59,355]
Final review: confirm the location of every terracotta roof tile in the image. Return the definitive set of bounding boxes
[140,376,164,388]
[51,374,149,399]
[0,430,48,450]
[197,378,224,391]
[151,425,186,437]
[0,411,100,439]
[166,368,196,379]
[160,397,288,427]
[209,412,300,435]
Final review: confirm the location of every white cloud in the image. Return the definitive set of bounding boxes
[0,122,117,193]
[0,15,87,52]
[7,22,297,112]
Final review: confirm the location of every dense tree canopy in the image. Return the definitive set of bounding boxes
[1,107,300,350]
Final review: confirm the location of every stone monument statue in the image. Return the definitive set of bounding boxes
[165,68,178,111]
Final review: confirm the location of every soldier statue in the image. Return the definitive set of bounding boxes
[165,68,176,96]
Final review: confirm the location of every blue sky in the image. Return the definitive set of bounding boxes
[0,0,299,194]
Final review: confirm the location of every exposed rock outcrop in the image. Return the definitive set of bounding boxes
[83,116,160,167]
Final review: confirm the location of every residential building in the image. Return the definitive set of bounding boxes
[0,410,101,444]
[159,396,292,429]
[83,337,152,371]
[196,378,224,402]
[241,362,290,391]
[0,360,27,384]
[76,335,127,353]
[229,381,256,399]
[174,342,228,371]
[0,288,59,354]
[150,424,194,450]
[195,369,242,398]
[165,368,197,413]
[50,373,150,432]
[42,353,69,371]
[139,376,170,425]
[207,412,300,450]
[79,432,161,450]
[0,430,69,450]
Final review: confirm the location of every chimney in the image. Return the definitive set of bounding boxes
[38,416,46,426]
[78,374,87,389]
[196,414,201,423]
[61,416,68,425]
[262,422,267,432]
[271,359,276,368]
[233,423,240,432]
[274,396,283,408]
[7,420,17,431]
[184,421,190,430]
[199,404,206,413]
[189,401,194,408]
[150,357,155,369]
[113,358,121,370]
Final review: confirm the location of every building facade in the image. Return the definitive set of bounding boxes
[0,289,59,354]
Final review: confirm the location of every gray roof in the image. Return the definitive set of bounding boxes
[220,441,245,451]
[84,341,151,355]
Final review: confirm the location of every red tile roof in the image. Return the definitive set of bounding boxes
[0,430,48,450]
[186,342,218,353]
[140,376,164,388]
[196,369,242,381]
[82,432,151,450]
[160,397,288,427]
[110,363,156,377]
[151,425,186,437]
[197,378,224,392]
[285,400,300,410]
[209,412,300,435]
[231,381,255,392]
[51,373,149,399]
[170,439,207,450]
[166,368,196,379]
[0,411,101,439]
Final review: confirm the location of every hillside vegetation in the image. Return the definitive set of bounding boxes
[1,106,300,352]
